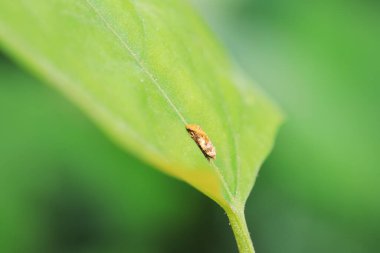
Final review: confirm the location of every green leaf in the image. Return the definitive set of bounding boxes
[0,0,282,251]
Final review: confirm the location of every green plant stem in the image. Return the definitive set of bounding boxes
[226,206,255,253]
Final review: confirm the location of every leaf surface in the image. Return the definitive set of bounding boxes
[0,0,282,212]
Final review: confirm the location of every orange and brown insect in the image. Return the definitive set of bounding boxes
[186,124,216,160]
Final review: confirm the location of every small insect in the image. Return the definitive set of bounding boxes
[186,124,216,160]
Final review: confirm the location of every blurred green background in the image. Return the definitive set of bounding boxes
[1,0,379,252]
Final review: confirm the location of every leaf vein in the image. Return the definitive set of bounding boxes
[85,0,237,201]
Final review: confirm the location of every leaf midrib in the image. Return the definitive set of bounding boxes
[86,0,187,124]
[85,0,240,203]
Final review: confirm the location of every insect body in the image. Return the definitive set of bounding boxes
[186,124,216,160]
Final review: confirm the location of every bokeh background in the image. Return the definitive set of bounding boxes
[1,0,379,252]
